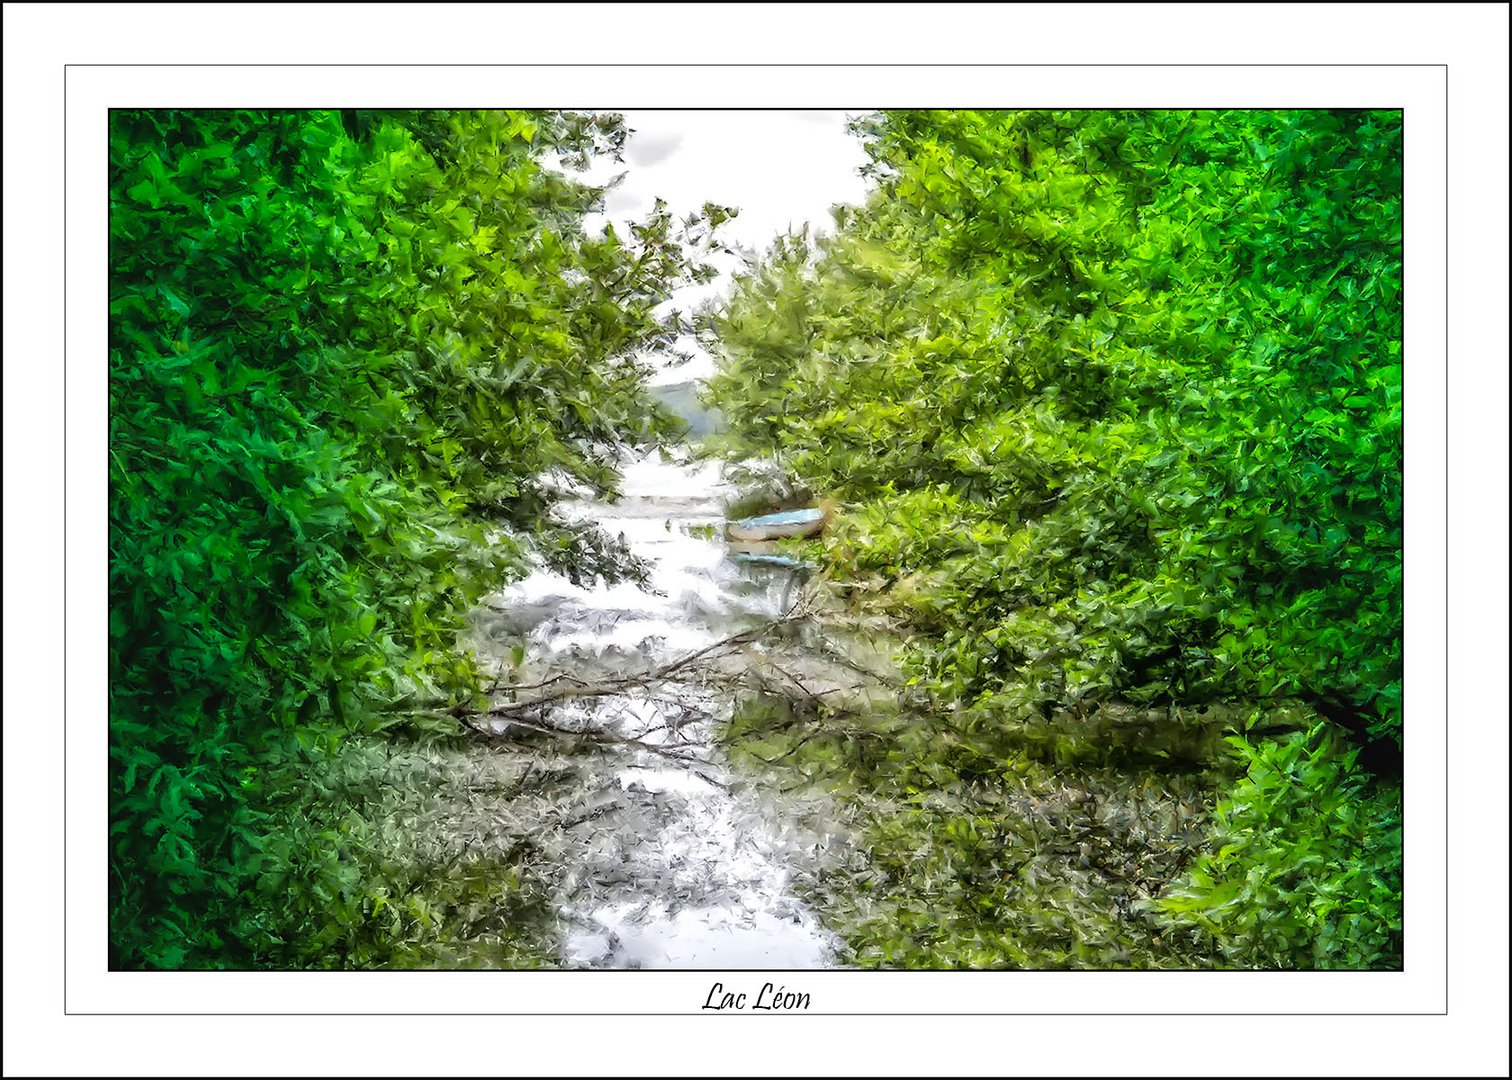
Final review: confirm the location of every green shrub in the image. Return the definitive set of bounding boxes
[109,109,711,967]
[1154,725,1402,969]
[707,109,1403,967]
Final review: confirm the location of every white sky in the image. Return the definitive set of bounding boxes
[575,110,875,383]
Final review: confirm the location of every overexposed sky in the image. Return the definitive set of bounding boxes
[576,110,875,383]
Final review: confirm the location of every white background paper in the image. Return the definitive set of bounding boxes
[4,3,1507,1076]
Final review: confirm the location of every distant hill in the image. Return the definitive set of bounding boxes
[648,380,724,438]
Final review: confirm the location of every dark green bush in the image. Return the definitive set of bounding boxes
[1154,725,1402,969]
[109,109,707,967]
[706,109,1403,967]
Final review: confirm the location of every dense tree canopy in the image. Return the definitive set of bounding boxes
[706,109,1402,968]
[109,106,1403,971]
[109,109,715,967]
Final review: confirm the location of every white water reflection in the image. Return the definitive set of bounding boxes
[480,449,846,969]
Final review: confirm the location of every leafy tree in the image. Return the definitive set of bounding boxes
[706,109,1403,967]
[109,109,714,967]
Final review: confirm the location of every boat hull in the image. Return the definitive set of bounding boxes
[725,507,826,542]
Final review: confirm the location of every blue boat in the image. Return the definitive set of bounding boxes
[725,506,827,542]
[728,551,814,570]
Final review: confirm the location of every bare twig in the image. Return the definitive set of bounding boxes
[468,607,815,716]
[464,709,708,766]
[749,727,826,766]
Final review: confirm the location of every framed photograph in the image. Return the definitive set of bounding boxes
[9,5,1507,1077]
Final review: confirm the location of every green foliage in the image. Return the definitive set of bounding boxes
[238,737,555,969]
[109,109,709,967]
[729,692,1225,969]
[1154,726,1402,969]
[707,109,1403,967]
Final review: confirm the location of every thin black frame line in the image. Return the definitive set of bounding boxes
[63,60,70,1019]
[1440,60,1449,1016]
[102,966,1370,974]
[103,105,1413,111]
[73,83,1439,1010]
[71,1010,1443,1017]
[68,62,1451,68]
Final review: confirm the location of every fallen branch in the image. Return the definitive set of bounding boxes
[458,708,704,765]
[466,712,733,792]
[471,606,815,717]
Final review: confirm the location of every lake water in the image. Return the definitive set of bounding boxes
[471,450,851,968]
